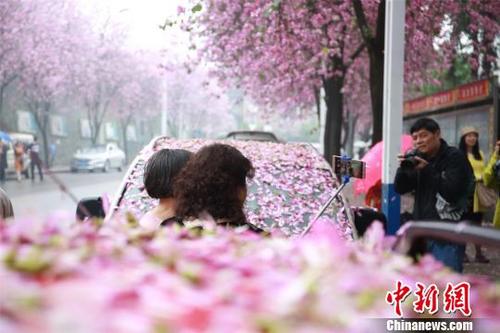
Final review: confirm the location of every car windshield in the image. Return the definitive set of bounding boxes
[81,146,106,154]
[112,138,352,237]
[227,132,278,142]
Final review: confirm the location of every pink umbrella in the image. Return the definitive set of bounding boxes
[353,135,414,195]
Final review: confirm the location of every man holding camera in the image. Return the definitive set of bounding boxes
[394,118,474,272]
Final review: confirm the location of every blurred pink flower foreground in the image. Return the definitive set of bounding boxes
[0,214,499,333]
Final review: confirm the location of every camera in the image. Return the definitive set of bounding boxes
[400,149,425,169]
[332,155,366,179]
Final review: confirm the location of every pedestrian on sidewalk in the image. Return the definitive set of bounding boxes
[0,140,7,184]
[458,126,489,263]
[483,140,500,229]
[14,142,25,181]
[394,118,474,273]
[29,136,43,181]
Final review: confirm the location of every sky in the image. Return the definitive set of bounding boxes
[81,0,187,52]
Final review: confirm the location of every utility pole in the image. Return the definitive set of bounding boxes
[382,0,406,234]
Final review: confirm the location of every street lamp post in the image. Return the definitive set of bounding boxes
[382,0,406,235]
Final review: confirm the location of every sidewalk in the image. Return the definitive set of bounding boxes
[46,165,71,174]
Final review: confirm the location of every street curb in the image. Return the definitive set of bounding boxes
[46,167,71,174]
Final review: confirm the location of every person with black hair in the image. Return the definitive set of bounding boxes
[139,148,192,230]
[29,136,43,182]
[458,126,489,263]
[174,143,256,229]
[394,117,474,273]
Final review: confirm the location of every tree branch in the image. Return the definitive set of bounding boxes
[352,0,373,49]
[346,43,366,69]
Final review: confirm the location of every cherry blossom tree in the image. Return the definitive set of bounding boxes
[163,62,237,139]
[0,0,42,129]
[70,16,131,146]
[351,0,499,143]
[17,0,86,163]
[179,0,499,156]
[181,1,365,158]
[113,53,162,162]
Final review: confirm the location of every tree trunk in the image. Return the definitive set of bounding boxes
[323,75,344,163]
[33,107,50,168]
[91,110,100,145]
[369,52,384,145]
[0,85,5,129]
[121,119,130,164]
[341,110,349,150]
[346,113,358,157]
[352,0,385,146]
[313,86,321,124]
[40,121,50,168]
[0,76,17,130]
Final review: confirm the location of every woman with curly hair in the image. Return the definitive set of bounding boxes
[174,143,255,227]
[139,148,192,230]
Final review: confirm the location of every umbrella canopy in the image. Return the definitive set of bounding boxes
[353,135,414,195]
[0,130,12,143]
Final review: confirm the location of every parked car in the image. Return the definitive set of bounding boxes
[225,130,281,143]
[71,143,125,173]
[5,132,33,178]
[100,136,352,236]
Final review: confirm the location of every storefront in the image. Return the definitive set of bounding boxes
[403,79,499,157]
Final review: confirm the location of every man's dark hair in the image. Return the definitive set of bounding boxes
[143,149,192,199]
[410,117,440,134]
[174,143,254,226]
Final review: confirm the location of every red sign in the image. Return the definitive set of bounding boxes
[404,79,490,116]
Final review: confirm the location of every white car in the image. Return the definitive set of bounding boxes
[71,143,125,173]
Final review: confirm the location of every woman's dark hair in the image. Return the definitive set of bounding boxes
[143,149,192,199]
[459,134,482,161]
[174,143,254,226]
[410,117,440,134]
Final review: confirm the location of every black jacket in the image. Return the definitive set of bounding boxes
[394,139,473,221]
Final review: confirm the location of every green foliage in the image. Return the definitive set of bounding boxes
[420,56,473,95]
[192,3,203,13]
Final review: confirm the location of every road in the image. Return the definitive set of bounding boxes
[1,170,125,218]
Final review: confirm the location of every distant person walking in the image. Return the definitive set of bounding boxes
[14,142,25,181]
[29,137,43,181]
[458,127,489,263]
[0,140,7,184]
